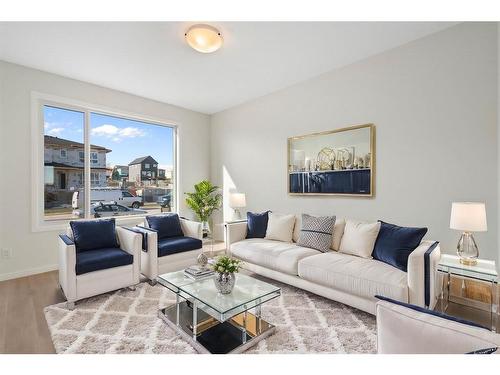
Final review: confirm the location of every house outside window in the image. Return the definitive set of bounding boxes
[37,97,176,228]
[144,163,150,169]
[90,172,100,186]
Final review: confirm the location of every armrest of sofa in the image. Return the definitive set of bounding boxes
[224,221,247,254]
[407,240,441,309]
[58,234,77,302]
[376,299,500,353]
[135,225,159,280]
[180,218,203,239]
[116,226,141,282]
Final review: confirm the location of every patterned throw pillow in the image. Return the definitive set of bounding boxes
[297,214,336,252]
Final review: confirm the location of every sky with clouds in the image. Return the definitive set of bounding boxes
[44,106,174,167]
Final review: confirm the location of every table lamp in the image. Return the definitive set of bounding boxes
[229,193,246,219]
[450,202,487,265]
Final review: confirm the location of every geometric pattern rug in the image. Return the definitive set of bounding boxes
[44,276,377,354]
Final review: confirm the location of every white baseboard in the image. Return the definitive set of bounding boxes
[0,264,58,282]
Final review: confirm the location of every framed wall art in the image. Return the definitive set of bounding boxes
[287,123,375,196]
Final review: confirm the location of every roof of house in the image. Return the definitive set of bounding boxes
[44,135,111,152]
[128,155,158,166]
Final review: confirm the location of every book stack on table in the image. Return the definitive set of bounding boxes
[184,265,214,280]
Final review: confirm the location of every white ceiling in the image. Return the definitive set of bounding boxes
[0,22,456,114]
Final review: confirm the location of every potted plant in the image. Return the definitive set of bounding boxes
[211,256,242,294]
[184,180,222,237]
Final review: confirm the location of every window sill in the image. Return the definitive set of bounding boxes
[32,215,151,233]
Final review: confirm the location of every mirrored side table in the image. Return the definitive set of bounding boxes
[438,254,498,332]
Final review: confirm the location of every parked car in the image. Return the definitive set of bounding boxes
[157,193,172,208]
[72,188,143,209]
[73,202,147,218]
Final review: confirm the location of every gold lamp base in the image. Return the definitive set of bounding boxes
[459,257,478,266]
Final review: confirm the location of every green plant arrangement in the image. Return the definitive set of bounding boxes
[184,180,223,223]
[212,256,242,274]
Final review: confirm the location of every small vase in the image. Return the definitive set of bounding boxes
[202,221,210,238]
[213,272,236,294]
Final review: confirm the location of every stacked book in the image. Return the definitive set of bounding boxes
[184,265,214,280]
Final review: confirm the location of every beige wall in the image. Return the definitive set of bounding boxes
[210,23,499,261]
[0,61,210,281]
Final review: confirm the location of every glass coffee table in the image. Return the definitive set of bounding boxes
[157,271,281,354]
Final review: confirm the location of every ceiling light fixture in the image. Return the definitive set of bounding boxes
[185,24,223,53]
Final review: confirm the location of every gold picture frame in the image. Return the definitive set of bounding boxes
[287,123,375,197]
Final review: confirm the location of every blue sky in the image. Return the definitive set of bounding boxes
[44,106,174,167]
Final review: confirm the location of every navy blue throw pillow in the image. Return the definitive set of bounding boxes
[70,218,119,252]
[372,221,427,272]
[146,214,184,239]
[246,211,270,239]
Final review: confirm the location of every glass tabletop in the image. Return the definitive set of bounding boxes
[157,270,198,293]
[157,271,281,322]
[438,254,498,282]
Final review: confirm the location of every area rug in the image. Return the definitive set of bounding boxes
[44,276,377,354]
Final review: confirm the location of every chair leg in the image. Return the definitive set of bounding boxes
[66,301,75,310]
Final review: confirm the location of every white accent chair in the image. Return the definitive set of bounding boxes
[376,298,500,353]
[58,223,142,310]
[135,216,203,284]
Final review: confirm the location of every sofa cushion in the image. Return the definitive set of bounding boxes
[372,221,428,272]
[231,238,319,275]
[297,213,336,253]
[146,214,184,239]
[246,211,270,239]
[76,247,133,275]
[298,251,408,302]
[70,218,119,252]
[158,236,202,257]
[339,220,381,258]
[265,212,295,242]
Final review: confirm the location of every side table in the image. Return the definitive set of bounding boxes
[438,254,498,332]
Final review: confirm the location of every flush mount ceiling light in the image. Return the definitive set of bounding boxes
[185,24,223,53]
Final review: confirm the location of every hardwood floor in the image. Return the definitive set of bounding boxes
[0,271,64,353]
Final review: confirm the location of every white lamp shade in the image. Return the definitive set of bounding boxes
[450,202,487,232]
[229,193,246,208]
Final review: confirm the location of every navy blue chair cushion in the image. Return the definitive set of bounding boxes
[70,218,119,252]
[76,247,133,275]
[372,221,428,272]
[246,211,270,239]
[158,236,202,257]
[375,295,488,330]
[146,214,184,239]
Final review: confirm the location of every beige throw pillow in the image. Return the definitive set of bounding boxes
[292,214,301,242]
[339,220,381,258]
[265,213,296,242]
[331,218,346,251]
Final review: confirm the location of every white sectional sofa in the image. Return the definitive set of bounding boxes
[225,217,441,315]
